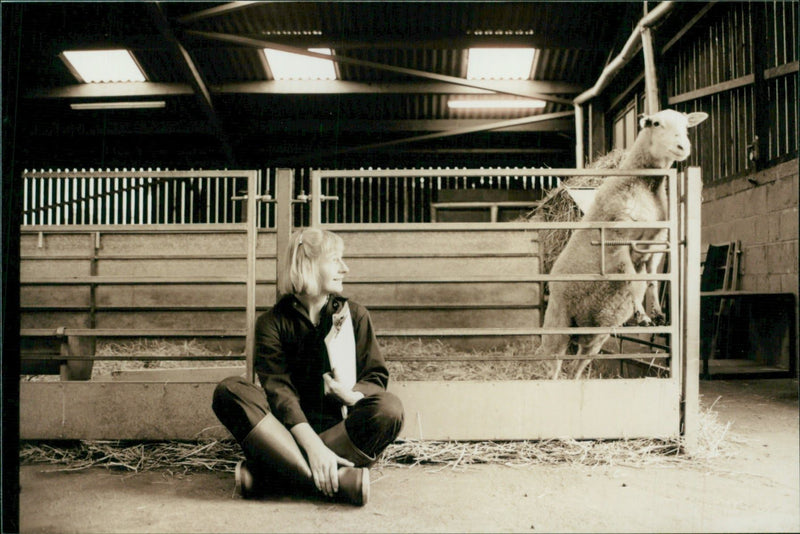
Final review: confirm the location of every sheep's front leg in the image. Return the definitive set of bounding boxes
[616,252,653,327]
[645,251,667,325]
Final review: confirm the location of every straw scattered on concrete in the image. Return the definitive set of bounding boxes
[377,401,739,472]
[20,440,242,476]
[20,399,738,475]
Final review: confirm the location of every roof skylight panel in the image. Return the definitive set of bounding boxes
[466,48,536,80]
[262,48,337,80]
[61,49,147,83]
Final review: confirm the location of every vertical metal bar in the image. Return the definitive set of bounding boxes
[384,176,389,223]
[71,176,77,224]
[162,179,169,224]
[681,167,702,452]
[668,168,681,381]
[205,177,211,223]
[599,227,606,275]
[22,175,29,225]
[88,178,94,224]
[146,178,152,224]
[223,176,229,223]
[55,178,62,225]
[121,177,127,224]
[104,177,110,224]
[46,177,52,224]
[367,176,373,223]
[394,176,399,222]
[310,170,322,227]
[181,180,187,224]
[358,177,364,223]
[245,171,259,385]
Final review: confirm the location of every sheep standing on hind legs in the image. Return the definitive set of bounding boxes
[541,109,708,379]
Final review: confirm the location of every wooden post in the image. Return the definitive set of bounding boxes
[641,26,661,114]
[682,167,703,453]
[310,170,322,227]
[574,104,585,168]
[275,168,293,299]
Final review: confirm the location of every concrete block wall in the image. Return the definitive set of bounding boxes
[701,159,798,372]
[702,159,798,295]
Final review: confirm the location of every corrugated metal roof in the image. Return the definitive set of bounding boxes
[10,1,645,168]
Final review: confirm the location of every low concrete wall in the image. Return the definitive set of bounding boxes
[20,378,680,441]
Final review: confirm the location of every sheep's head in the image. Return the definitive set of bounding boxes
[637,109,709,165]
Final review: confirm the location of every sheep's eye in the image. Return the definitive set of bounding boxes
[653,121,660,127]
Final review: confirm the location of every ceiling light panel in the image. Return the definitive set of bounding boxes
[466,48,536,80]
[62,50,147,83]
[263,48,337,80]
[70,101,166,110]
[448,99,546,109]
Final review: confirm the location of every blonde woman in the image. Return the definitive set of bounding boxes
[212,228,403,505]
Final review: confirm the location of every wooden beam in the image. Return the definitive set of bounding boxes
[189,33,608,52]
[29,80,584,99]
[765,61,799,80]
[29,83,193,99]
[215,80,585,96]
[668,74,754,106]
[186,30,574,106]
[396,148,568,155]
[23,118,574,137]
[176,1,258,24]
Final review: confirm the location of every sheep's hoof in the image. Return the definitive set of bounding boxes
[650,311,667,326]
[634,311,653,326]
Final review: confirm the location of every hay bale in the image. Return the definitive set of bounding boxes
[525,148,627,274]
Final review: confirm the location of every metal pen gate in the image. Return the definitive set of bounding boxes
[19,166,702,447]
[304,166,702,446]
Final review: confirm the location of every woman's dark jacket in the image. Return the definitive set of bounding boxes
[254,294,389,432]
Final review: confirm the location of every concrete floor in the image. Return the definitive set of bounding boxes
[17,378,800,533]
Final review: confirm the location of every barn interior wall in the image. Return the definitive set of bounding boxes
[701,158,799,371]
[701,159,798,295]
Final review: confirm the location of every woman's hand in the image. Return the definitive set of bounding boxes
[323,369,365,407]
[291,423,353,497]
[305,440,354,497]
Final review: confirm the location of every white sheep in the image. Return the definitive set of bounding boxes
[541,109,708,379]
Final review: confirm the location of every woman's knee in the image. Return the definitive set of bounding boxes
[358,390,404,429]
[212,376,250,413]
[375,391,404,425]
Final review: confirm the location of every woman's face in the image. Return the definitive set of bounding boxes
[318,249,349,295]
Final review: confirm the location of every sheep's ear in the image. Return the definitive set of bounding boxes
[638,114,653,128]
[686,112,709,128]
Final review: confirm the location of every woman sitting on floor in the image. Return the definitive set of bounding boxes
[212,228,404,506]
